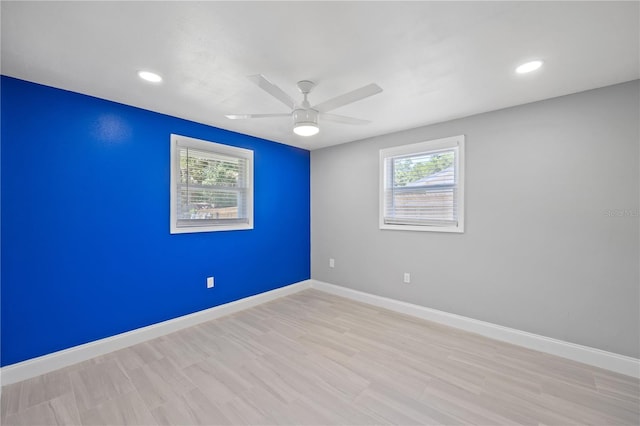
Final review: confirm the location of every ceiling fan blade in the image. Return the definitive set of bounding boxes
[321,113,370,125]
[247,74,296,110]
[225,113,290,120]
[314,83,382,113]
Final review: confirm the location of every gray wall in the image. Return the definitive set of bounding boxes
[311,80,640,358]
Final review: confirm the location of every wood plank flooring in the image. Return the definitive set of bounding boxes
[2,289,639,425]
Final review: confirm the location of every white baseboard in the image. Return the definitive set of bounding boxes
[3,278,637,385]
[310,280,640,379]
[0,280,312,386]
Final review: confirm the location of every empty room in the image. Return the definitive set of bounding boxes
[1,1,639,425]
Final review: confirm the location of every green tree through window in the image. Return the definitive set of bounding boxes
[393,151,454,186]
[180,153,241,209]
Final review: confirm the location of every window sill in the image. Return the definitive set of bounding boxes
[379,223,464,233]
[170,223,254,234]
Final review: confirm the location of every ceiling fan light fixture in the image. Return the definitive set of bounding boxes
[294,124,319,137]
[293,109,319,136]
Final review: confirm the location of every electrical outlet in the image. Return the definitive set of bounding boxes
[329,258,335,268]
[207,276,214,288]
[403,273,411,283]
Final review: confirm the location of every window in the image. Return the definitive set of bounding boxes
[380,135,464,233]
[170,134,253,233]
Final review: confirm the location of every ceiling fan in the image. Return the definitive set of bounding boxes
[225,75,382,136]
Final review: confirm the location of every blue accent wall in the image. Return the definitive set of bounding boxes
[0,76,310,366]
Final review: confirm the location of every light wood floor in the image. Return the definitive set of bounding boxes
[1,289,639,425]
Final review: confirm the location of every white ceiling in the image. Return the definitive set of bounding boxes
[2,1,638,150]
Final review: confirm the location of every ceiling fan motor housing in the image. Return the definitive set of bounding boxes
[293,108,319,126]
[293,108,319,136]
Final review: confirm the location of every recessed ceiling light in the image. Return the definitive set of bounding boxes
[516,60,543,74]
[138,70,163,83]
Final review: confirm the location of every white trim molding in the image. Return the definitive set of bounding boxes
[2,278,638,386]
[310,280,640,379]
[0,280,312,386]
[379,134,465,233]
[170,134,254,234]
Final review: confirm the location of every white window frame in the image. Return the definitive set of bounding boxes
[379,135,465,233]
[170,134,254,234]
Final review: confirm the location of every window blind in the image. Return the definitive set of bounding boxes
[383,148,459,227]
[176,146,249,228]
